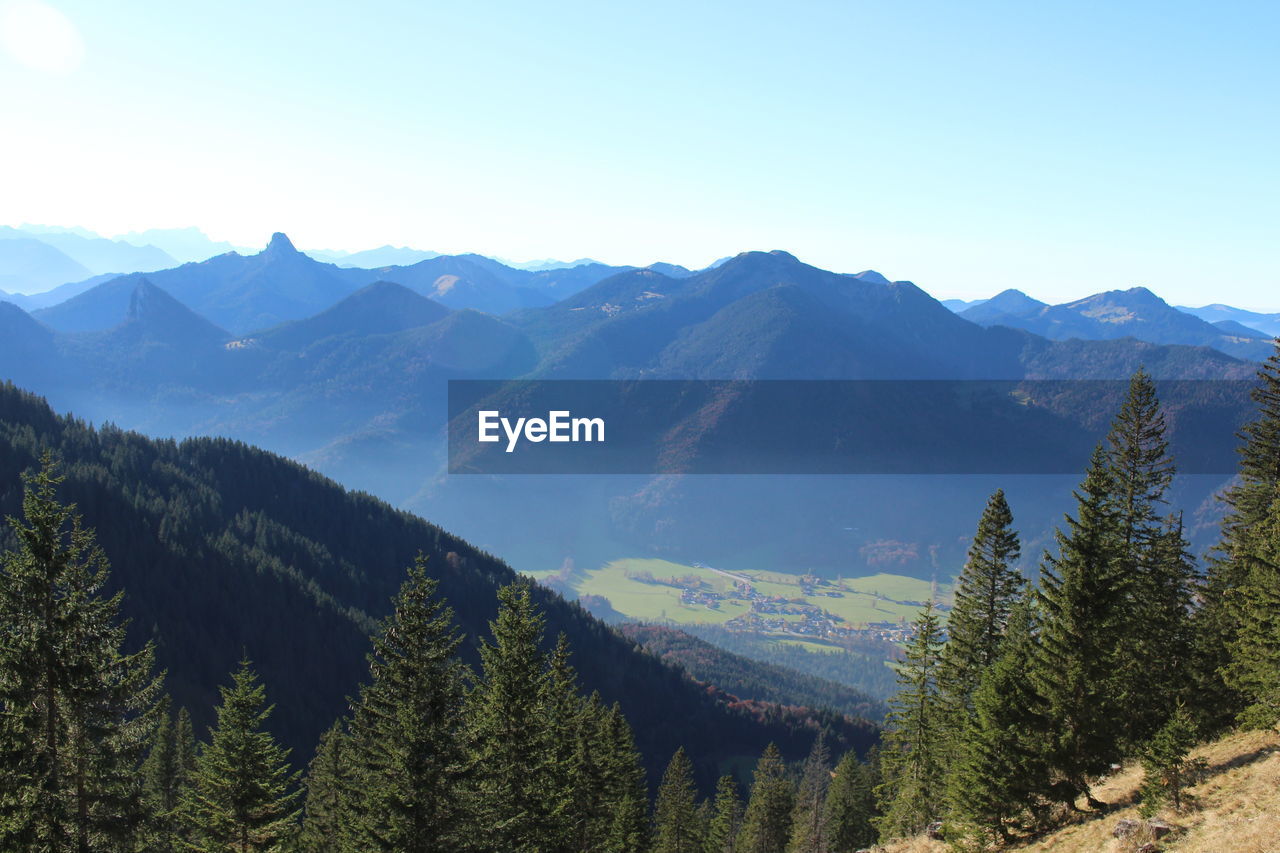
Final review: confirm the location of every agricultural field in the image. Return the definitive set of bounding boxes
[529,558,951,641]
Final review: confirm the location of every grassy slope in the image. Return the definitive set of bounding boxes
[874,728,1280,853]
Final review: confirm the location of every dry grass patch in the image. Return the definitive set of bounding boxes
[871,728,1280,853]
[872,837,948,853]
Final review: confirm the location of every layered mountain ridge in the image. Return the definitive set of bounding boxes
[962,286,1275,361]
[0,239,1267,580]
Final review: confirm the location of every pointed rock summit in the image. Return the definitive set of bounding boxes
[126,277,164,320]
[264,232,299,256]
[122,278,229,343]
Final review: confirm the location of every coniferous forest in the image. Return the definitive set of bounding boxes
[1,343,1278,851]
[871,346,1280,848]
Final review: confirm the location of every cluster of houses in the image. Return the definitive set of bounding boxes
[721,609,913,644]
[658,569,918,645]
[626,563,931,645]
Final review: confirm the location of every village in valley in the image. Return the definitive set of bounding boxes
[534,557,946,648]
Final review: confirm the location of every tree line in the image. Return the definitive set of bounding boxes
[873,348,1280,848]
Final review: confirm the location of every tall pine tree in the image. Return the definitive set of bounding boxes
[938,489,1024,710]
[540,632,589,850]
[1031,446,1127,809]
[936,487,1025,797]
[346,556,468,852]
[786,733,830,853]
[465,583,560,851]
[0,452,163,852]
[875,601,946,837]
[141,701,198,852]
[1209,343,1280,728]
[654,747,703,853]
[823,752,876,853]
[299,721,356,853]
[181,661,300,852]
[705,775,742,853]
[947,599,1052,844]
[736,743,794,853]
[600,701,651,853]
[1104,369,1196,748]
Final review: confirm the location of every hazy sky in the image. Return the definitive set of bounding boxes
[1,1,1276,307]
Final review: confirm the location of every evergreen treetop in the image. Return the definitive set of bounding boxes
[181,660,300,852]
[737,743,794,853]
[938,488,1024,712]
[653,747,703,853]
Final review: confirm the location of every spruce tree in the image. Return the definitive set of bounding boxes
[654,747,703,853]
[142,701,198,852]
[465,583,559,851]
[1104,369,1196,747]
[1137,705,1201,817]
[181,661,300,852]
[938,488,1024,708]
[947,599,1052,845]
[0,452,163,852]
[823,752,876,853]
[737,743,794,853]
[786,733,830,853]
[936,488,1024,790]
[1139,515,1198,709]
[705,775,742,853]
[564,691,608,850]
[346,556,468,852]
[175,709,197,791]
[607,792,651,853]
[1222,499,1280,728]
[600,701,650,853]
[1031,446,1127,808]
[541,633,588,849]
[1210,342,1280,728]
[874,602,945,838]
[299,721,356,853]
[566,692,648,852]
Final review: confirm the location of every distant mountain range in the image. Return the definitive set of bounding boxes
[1178,303,1280,338]
[514,253,1253,380]
[941,297,988,312]
[0,243,1263,580]
[35,233,360,334]
[24,233,641,333]
[306,245,441,268]
[960,286,1275,361]
[114,226,241,263]
[0,236,91,294]
[0,225,175,292]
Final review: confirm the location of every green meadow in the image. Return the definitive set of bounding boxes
[530,558,950,629]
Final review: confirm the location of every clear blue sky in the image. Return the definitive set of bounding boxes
[1,0,1276,308]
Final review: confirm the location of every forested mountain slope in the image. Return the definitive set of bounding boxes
[0,382,876,785]
[619,624,887,720]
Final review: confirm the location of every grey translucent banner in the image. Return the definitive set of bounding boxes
[447,379,1256,475]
